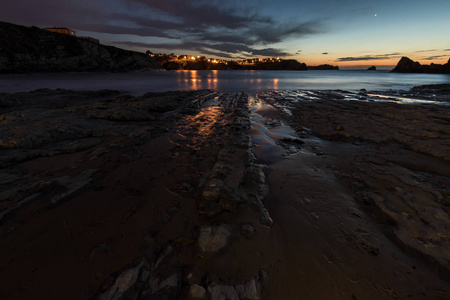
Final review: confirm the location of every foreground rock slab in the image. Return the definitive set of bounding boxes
[1,88,450,299]
[0,89,271,300]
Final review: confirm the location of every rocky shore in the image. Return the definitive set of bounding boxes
[0,86,450,299]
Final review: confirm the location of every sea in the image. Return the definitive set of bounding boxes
[1,70,449,95]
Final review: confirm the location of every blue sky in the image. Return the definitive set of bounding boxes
[1,0,449,68]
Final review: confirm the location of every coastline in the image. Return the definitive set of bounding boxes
[0,87,450,299]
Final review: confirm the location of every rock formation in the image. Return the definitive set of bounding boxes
[367,66,376,71]
[0,21,161,73]
[308,64,340,70]
[392,56,450,74]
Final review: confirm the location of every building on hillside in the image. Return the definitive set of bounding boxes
[43,27,76,36]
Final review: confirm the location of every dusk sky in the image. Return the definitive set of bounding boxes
[2,0,449,68]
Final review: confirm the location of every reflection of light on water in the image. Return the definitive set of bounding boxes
[176,70,202,90]
[177,70,222,146]
[191,78,198,89]
[207,79,218,90]
[207,70,218,90]
[190,70,198,89]
[175,70,222,90]
[273,78,279,89]
[181,105,223,150]
[248,95,263,110]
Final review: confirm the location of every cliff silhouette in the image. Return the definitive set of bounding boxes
[392,57,450,74]
[0,21,161,73]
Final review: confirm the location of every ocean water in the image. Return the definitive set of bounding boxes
[1,70,449,95]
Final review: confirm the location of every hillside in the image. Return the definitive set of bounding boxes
[0,21,161,73]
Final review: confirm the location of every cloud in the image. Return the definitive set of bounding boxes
[337,53,401,62]
[1,0,325,58]
[196,49,235,59]
[251,48,291,57]
[113,41,204,52]
[420,55,449,61]
[114,41,237,58]
[128,0,264,30]
[415,49,438,53]
[110,0,324,57]
[113,40,292,58]
[247,21,322,45]
[0,0,114,29]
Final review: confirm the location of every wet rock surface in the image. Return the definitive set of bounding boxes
[1,87,450,299]
[0,89,270,299]
[198,225,231,255]
[257,89,450,298]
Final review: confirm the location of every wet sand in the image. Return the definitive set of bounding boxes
[0,87,449,299]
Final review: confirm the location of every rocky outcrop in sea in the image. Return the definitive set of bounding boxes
[392,56,450,74]
[307,64,339,70]
[0,21,161,73]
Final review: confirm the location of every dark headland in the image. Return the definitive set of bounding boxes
[0,21,161,73]
[392,56,450,74]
